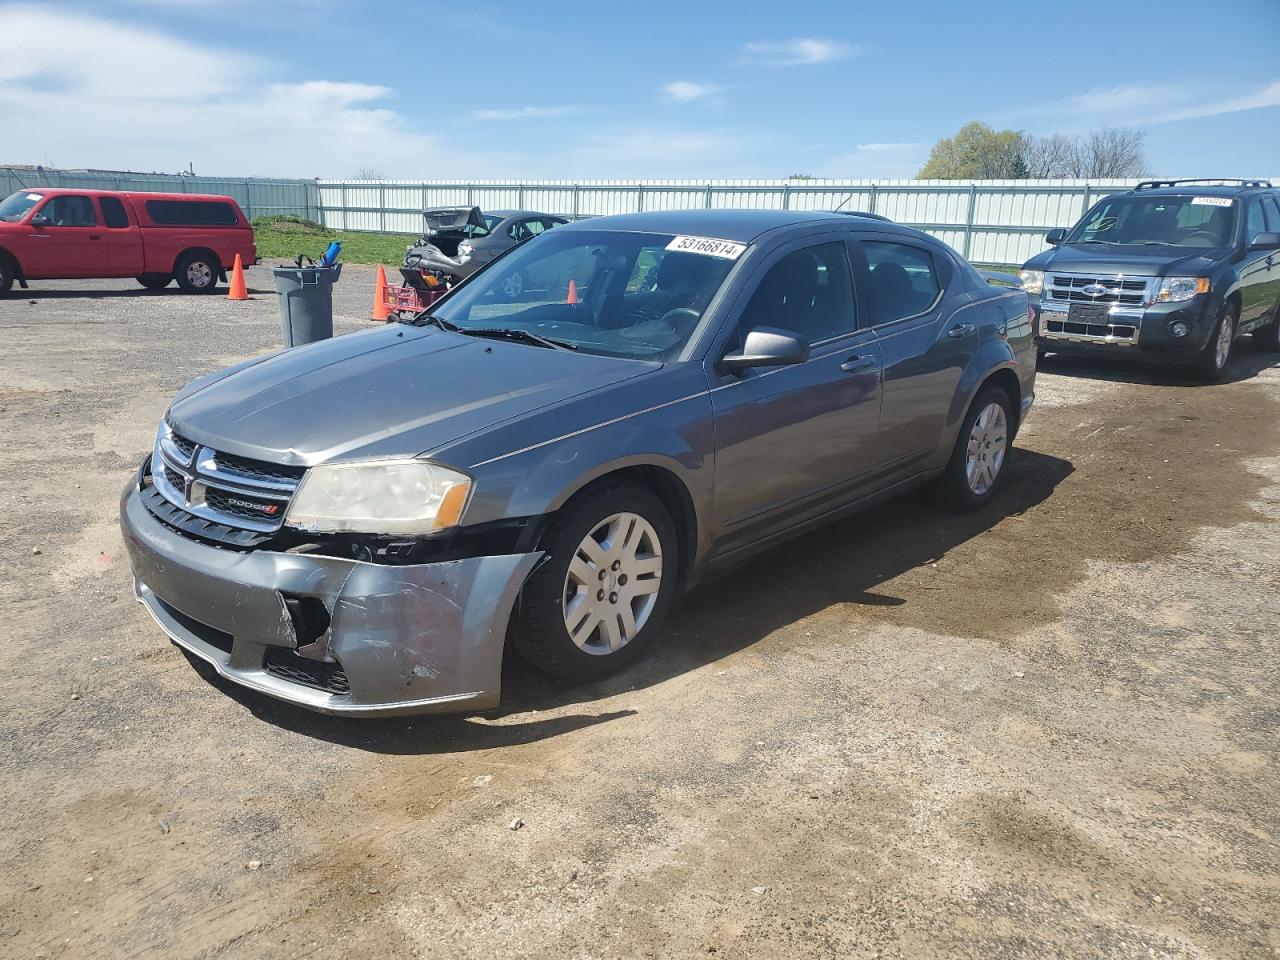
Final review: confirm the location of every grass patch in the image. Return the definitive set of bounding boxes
[252,216,414,266]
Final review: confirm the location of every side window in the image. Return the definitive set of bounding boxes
[99,196,129,229]
[1245,200,1266,244]
[144,200,237,225]
[1262,196,1280,232]
[862,241,942,325]
[40,195,98,227]
[508,220,532,242]
[738,241,856,347]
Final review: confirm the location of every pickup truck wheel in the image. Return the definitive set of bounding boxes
[137,273,171,290]
[932,385,1014,511]
[175,252,220,293]
[1191,301,1237,381]
[0,255,13,294]
[512,482,677,682]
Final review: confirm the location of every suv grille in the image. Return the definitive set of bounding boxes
[149,425,304,536]
[1044,273,1153,307]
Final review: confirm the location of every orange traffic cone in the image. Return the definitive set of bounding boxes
[566,278,578,305]
[371,265,391,321]
[227,254,248,300]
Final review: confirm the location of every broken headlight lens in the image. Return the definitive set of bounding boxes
[1154,276,1210,303]
[285,460,472,535]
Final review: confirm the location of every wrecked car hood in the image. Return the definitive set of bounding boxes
[166,325,655,465]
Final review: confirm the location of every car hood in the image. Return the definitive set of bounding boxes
[1024,242,1222,277]
[167,325,656,465]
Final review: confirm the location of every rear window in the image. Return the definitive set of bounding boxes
[144,200,238,226]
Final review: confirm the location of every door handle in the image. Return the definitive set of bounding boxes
[89,235,102,240]
[948,323,976,339]
[840,355,876,373]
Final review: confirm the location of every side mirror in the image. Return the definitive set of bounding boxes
[718,326,809,375]
[1045,228,1067,245]
[30,213,50,228]
[1249,231,1280,251]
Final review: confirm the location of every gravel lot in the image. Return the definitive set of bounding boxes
[2,265,1278,959]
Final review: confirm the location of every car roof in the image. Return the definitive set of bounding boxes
[486,209,559,220]
[557,208,887,243]
[13,187,242,204]
[1125,185,1270,198]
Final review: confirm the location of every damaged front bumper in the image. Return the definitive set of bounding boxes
[119,480,540,717]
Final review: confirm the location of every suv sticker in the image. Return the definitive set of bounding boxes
[1191,197,1233,207]
[665,235,747,259]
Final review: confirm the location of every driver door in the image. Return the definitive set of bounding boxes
[23,195,102,278]
[708,236,884,556]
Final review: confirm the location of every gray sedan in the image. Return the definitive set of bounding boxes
[120,209,1035,716]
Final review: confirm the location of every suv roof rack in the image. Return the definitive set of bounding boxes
[834,210,893,222]
[1135,178,1273,190]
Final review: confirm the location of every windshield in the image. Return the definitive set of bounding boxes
[0,190,44,222]
[430,229,743,360]
[1067,195,1237,248]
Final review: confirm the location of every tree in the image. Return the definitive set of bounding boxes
[354,168,385,180]
[1064,127,1147,178]
[918,122,1028,179]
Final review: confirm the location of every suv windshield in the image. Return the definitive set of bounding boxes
[431,229,743,360]
[0,191,44,222]
[1068,195,1238,248]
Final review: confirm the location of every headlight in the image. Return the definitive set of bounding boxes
[285,459,472,535]
[1154,277,1210,303]
[1019,269,1044,295]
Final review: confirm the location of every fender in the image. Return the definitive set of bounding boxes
[0,246,29,288]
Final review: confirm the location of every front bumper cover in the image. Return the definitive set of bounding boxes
[120,479,540,716]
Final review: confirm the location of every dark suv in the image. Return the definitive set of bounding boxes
[1021,179,1280,380]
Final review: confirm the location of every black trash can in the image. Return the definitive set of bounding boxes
[272,262,342,347]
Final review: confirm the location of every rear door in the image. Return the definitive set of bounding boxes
[853,234,967,472]
[22,195,102,278]
[709,235,884,555]
[96,196,144,276]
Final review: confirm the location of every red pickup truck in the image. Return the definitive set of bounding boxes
[0,188,257,294]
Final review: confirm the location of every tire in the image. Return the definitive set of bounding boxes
[174,251,220,293]
[137,273,171,290]
[931,385,1015,511]
[1191,301,1238,382]
[0,254,14,294]
[1254,298,1280,353]
[512,482,678,682]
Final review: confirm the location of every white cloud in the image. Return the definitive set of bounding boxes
[0,4,457,178]
[469,105,586,121]
[1005,79,1280,128]
[663,81,721,102]
[741,38,855,66]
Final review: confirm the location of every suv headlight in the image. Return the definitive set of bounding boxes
[1154,277,1210,303]
[1018,269,1044,295]
[285,459,472,535]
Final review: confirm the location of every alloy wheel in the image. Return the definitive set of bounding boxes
[1215,310,1234,369]
[965,402,1007,496]
[186,260,213,289]
[561,512,663,655]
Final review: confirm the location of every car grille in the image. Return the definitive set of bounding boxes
[263,647,351,695]
[148,425,305,537]
[1044,273,1153,307]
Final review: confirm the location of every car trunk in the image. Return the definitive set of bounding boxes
[415,206,488,257]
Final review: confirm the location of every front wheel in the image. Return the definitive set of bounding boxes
[932,385,1014,511]
[512,482,678,682]
[174,252,220,293]
[0,256,14,294]
[137,273,171,290]
[1191,301,1237,381]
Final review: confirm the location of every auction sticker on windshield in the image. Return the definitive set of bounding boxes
[665,235,748,259]
[1191,197,1233,207]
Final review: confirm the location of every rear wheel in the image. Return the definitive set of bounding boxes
[932,385,1014,511]
[1191,301,1237,381]
[137,273,171,290]
[175,251,220,293]
[512,482,677,682]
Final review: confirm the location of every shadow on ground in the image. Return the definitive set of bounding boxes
[1040,339,1280,386]
[193,448,1073,754]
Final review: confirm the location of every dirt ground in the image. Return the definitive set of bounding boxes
[1,266,1277,960]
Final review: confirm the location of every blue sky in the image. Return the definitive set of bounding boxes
[2,0,1277,180]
